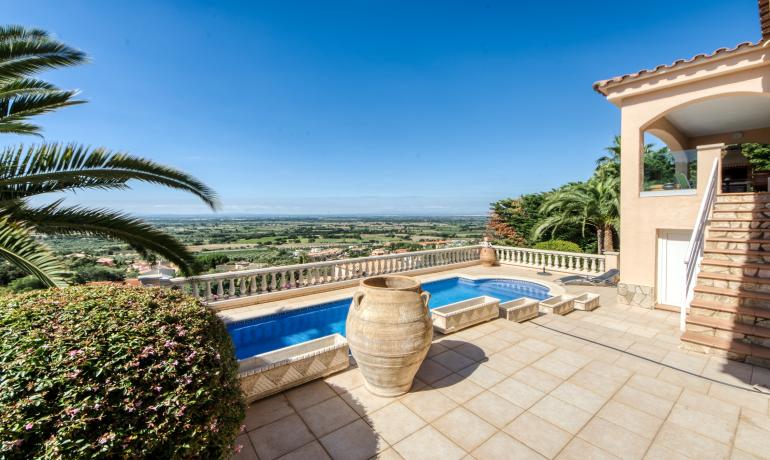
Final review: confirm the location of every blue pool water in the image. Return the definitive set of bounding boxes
[227,277,550,360]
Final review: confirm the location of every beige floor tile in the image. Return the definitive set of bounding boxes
[415,359,453,384]
[489,376,546,409]
[320,419,389,460]
[653,422,730,460]
[730,448,765,460]
[531,354,581,380]
[500,343,549,365]
[577,344,621,365]
[393,425,465,460]
[751,366,770,387]
[612,354,663,377]
[232,434,259,460]
[529,395,593,434]
[324,367,365,394]
[643,442,690,460]
[678,389,741,419]
[401,386,458,422]
[427,342,450,358]
[514,365,564,393]
[701,359,754,388]
[504,411,572,459]
[556,437,619,460]
[483,351,528,375]
[456,362,506,388]
[244,394,295,431]
[577,417,650,460]
[372,448,404,460]
[627,342,669,361]
[708,383,770,413]
[612,385,674,419]
[518,338,557,354]
[248,414,316,460]
[472,431,546,460]
[298,395,360,437]
[434,372,485,404]
[568,368,624,398]
[465,390,524,428]
[277,441,331,460]
[550,381,608,413]
[662,351,708,375]
[490,328,525,344]
[453,341,489,362]
[549,348,593,368]
[433,406,497,452]
[340,385,395,416]
[625,374,682,401]
[597,400,663,439]
[473,334,514,354]
[432,349,477,372]
[741,407,770,432]
[656,367,711,394]
[285,380,337,410]
[734,419,770,459]
[366,401,427,445]
[583,359,632,384]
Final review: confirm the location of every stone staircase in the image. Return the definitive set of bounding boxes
[681,192,770,367]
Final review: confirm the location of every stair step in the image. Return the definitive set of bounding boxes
[654,303,680,313]
[689,299,770,320]
[703,248,770,257]
[706,238,770,244]
[681,331,770,360]
[716,192,770,202]
[698,271,770,285]
[701,259,770,270]
[687,315,770,339]
[710,217,770,222]
[694,285,770,301]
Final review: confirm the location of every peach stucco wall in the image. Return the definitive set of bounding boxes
[606,47,770,297]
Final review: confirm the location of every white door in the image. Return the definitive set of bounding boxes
[657,230,692,308]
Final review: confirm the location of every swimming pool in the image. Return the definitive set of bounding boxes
[227,277,550,360]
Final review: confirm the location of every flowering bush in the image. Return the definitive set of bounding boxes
[0,286,245,459]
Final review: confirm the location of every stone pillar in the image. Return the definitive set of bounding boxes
[603,251,620,271]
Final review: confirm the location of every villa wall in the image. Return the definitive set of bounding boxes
[614,58,770,307]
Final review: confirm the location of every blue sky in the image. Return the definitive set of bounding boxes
[4,1,762,215]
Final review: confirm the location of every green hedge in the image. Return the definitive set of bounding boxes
[0,286,245,459]
[533,240,583,253]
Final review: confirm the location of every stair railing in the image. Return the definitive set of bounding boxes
[682,158,719,331]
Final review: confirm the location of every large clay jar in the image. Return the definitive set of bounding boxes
[480,237,498,267]
[346,275,432,397]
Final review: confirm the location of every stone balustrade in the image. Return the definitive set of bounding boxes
[492,245,606,274]
[171,245,481,303]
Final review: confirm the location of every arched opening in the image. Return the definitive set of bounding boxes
[641,93,770,194]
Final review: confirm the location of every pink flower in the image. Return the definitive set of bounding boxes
[233,444,243,454]
[68,349,84,357]
[24,423,33,431]
[164,340,177,349]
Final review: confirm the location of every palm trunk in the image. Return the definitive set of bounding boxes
[596,227,603,255]
[602,225,615,252]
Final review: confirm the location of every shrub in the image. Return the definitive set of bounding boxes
[7,275,46,293]
[533,240,583,253]
[0,286,245,459]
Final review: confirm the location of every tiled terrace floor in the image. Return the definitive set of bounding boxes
[229,265,770,460]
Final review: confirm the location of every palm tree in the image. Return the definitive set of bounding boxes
[0,26,87,136]
[0,27,219,287]
[533,175,619,254]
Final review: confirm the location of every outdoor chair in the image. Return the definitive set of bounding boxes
[556,268,619,286]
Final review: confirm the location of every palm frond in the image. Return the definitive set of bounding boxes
[0,218,67,287]
[0,143,220,209]
[0,89,84,136]
[0,25,87,81]
[8,203,198,275]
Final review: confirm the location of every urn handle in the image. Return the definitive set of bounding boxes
[420,291,431,314]
[352,291,365,310]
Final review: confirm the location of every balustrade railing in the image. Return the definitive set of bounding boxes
[171,245,481,302]
[492,245,606,274]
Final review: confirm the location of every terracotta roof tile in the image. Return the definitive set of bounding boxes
[593,40,767,95]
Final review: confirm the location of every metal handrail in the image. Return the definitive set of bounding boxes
[682,158,719,331]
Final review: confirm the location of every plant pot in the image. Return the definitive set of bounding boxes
[346,275,432,397]
[480,246,497,267]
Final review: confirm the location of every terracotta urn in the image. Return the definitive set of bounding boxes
[346,275,432,397]
[480,237,497,267]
